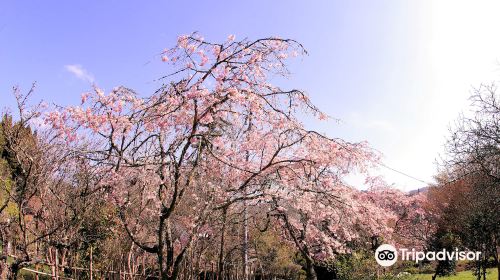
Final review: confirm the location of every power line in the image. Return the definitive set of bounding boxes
[378,162,431,185]
[326,135,432,185]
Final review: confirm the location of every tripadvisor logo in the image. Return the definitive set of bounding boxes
[374,244,482,267]
[375,244,398,267]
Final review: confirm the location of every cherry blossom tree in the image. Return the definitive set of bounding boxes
[266,178,396,280]
[363,176,435,250]
[46,33,382,280]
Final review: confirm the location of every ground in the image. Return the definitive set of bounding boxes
[406,269,498,280]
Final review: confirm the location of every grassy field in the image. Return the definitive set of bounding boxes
[406,269,498,280]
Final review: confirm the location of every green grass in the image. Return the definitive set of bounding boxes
[406,269,498,280]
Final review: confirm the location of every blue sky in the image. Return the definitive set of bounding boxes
[2,1,500,190]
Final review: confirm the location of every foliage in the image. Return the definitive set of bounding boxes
[333,251,378,280]
[252,229,305,279]
[404,268,498,280]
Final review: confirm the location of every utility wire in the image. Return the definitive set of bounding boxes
[378,162,432,185]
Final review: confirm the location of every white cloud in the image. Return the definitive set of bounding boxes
[64,64,95,83]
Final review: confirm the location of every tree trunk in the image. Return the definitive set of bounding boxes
[304,257,317,280]
[8,260,20,280]
[7,269,18,280]
[476,263,481,280]
[496,244,499,280]
[0,258,8,280]
[217,207,228,280]
[90,245,93,280]
[497,260,499,280]
[243,200,248,280]
[161,219,177,280]
[128,243,135,277]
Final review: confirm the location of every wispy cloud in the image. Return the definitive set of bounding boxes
[64,64,94,83]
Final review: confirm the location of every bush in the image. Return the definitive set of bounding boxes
[333,251,378,280]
